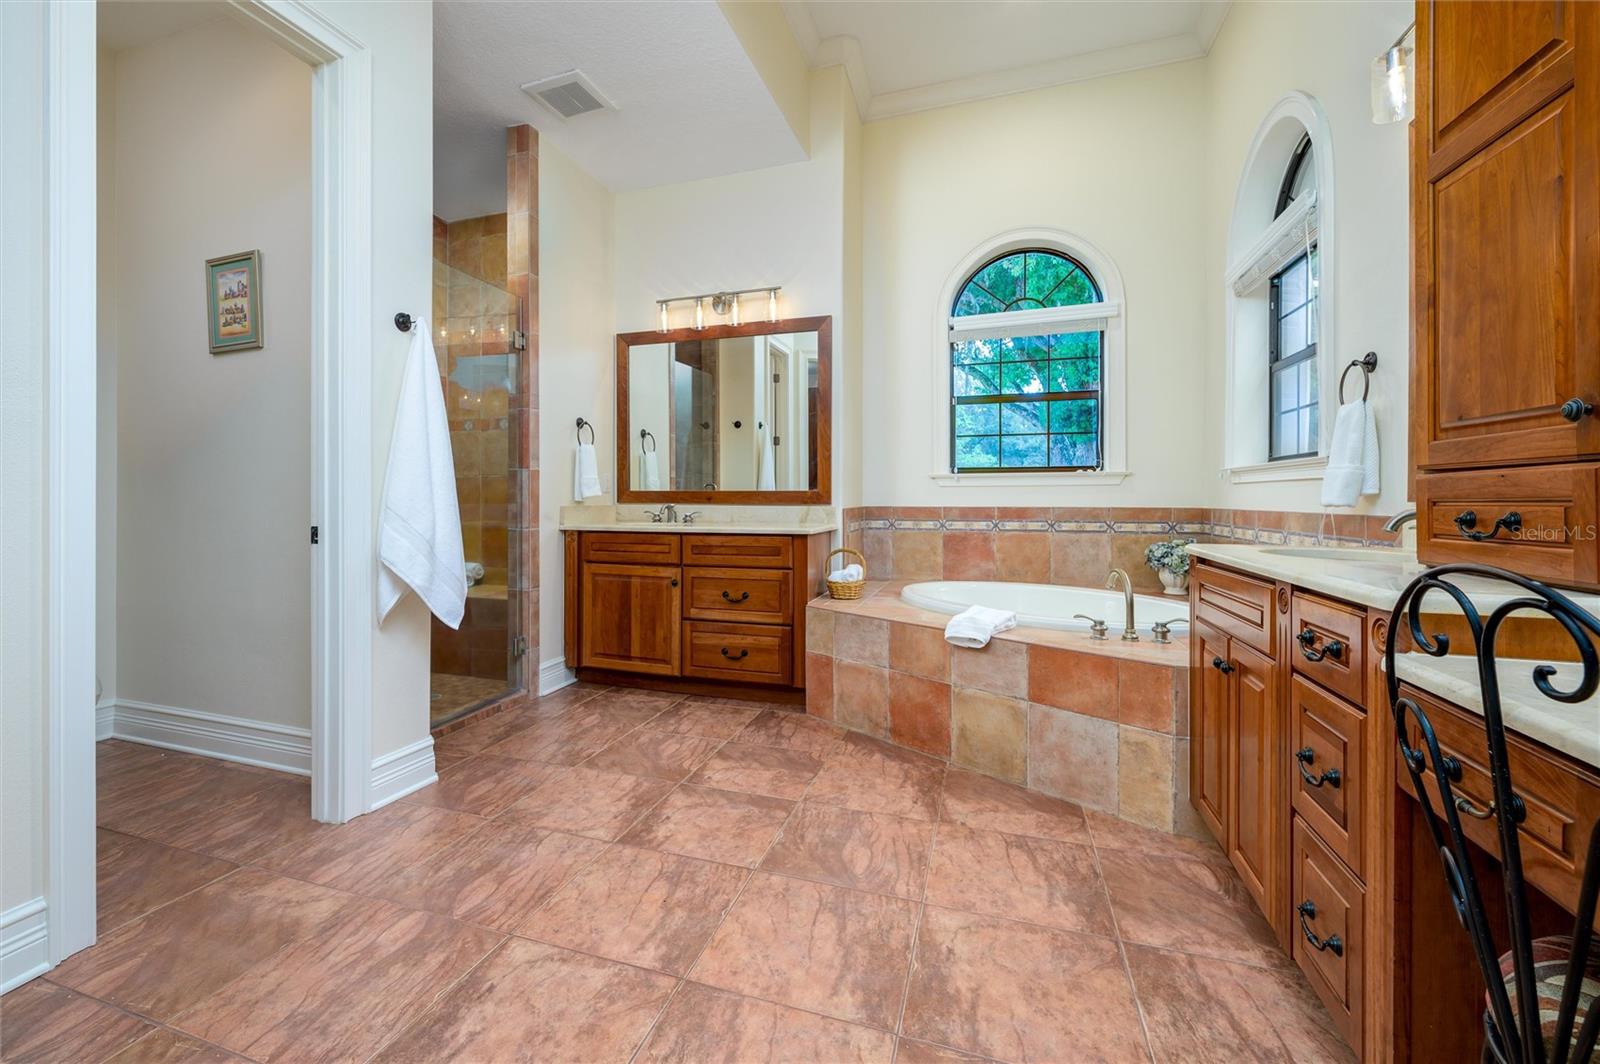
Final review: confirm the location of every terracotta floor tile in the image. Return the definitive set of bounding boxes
[372,820,606,931]
[621,785,794,867]
[256,802,488,893]
[399,753,557,817]
[939,767,1089,843]
[97,829,237,934]
[521,844,747,975]
[99,765,287,842]
[432,706,538,757]
[687,742,825,800]
[1125,944,1353,1063]
[648,700,765,740]
[106,1027,242,1063]
[1085,808,1229,866]
[149,777,331,864]
[806,740,943,822]
[582,728,725,781]
[893,1039,995,1062]
[735,708,846,756]
[482,708,641,765]
[692,872,917,1030]
[50,868,350,1021]
[372,937,675,1063]
[169,898,501,1062]
[96,752,231,823]
[760,803,933,899]
[0,980,154,1063]
[924,824,1115,937]
[498,765,674,840]
[1099,849,1291,970]
[637,982,895,1063]
[902,906,1147,1062]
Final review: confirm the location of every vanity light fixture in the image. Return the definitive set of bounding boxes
[1371,23,1415,124]
[654,286,784,332]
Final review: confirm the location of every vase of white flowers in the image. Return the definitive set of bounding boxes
[1144,538,1194,597]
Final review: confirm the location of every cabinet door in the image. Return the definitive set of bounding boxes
[579,564,681,676]
[1229,639,1284,921]
[1189,618,1231,844]
[1414,2,1600,468]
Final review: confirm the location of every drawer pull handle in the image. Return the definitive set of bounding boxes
[721,590,750,603]
[720,647,749,661]
[1296,628,1344,663]
[1560,397,1594,422]
[1454,795,1496,820]
[1295,747,1342,789]
[1211,656,1233,674]
[1297,901,1344,956]
[1453,509,1522,542]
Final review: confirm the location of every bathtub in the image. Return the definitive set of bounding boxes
[900,580,1188,633]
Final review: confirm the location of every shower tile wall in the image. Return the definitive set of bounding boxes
[505,124,540,696]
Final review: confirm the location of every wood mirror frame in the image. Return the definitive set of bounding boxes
[615,315,832,504]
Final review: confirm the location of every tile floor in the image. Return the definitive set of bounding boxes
[2,686,1353,1063]
[429,671,510,727]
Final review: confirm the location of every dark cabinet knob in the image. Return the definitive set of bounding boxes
[1211,656,1234,674]
[1296,627,1344,663]
[670,578,679,587]
[1560,397,1594,422]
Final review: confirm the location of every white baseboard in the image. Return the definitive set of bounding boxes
[369,737,436,810]
[538,656,576,696]
[108,699,311,776]
[95,700,114,741]
[1,898,49,993]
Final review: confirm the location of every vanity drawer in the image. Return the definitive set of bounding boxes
[1192,563,1276,656]
[1290,592,1366,704]
[1396,682,1600,915]
[582,531,681,566]
[682,534,793,570]
[681,621,793,686]
[682,567,792,625]
[1292,818,1365,1051]
[1416,464,1600,587]
[1290,676,1367,877]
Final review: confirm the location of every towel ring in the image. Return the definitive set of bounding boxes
[575,418,594,445]
[1338,352,1378,405]
[640,429,656,454]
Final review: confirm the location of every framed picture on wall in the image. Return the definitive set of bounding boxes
[205,250,263,354]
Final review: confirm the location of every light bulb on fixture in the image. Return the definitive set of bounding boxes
[730,292,741,326]
[767,289,779,323]
[694,297,705,330]
[1370,26,1415,124]
[658,302,668,332]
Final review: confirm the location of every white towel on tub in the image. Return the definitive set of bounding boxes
[944,605,1017,649]
[378,318,467,629]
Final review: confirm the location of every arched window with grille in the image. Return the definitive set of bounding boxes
[948,248,1109,471]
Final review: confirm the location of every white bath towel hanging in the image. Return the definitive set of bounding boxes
[944,605,1016,649]
[378,318,467,629]
[574,441,603,501]
[1320,397,1380,507]
[642,448,662,490]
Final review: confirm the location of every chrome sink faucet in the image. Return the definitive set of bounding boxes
[1105,568,1139,642]
[1383,508,1417,535]
[647,504,678,523]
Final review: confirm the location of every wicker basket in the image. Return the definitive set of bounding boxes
[825,546,867,600]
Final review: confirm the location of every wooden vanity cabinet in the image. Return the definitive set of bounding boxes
[565,529,829,698]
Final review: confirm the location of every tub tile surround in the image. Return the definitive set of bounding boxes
[842,506,1401,594]
[808,584,1196,834]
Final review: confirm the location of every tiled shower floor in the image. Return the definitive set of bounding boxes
[429,671,509,727]
[3,687,1352,1062]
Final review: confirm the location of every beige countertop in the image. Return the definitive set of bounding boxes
[558,503,837,536]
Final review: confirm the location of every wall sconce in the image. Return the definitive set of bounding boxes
[1371,24,1415,124]
[655,286,783,331]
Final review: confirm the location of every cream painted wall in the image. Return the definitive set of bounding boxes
[1202,0,1412,516]
[538,141,617,680]
[109,21,312,730]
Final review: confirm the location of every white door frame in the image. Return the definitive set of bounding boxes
[46,0,374,965]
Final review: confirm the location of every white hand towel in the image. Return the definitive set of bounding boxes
[574,441,603,501]
[757,429,775,491]
[943,605,1017,649]
[1320,398,1380,507]
[642,449,662,490]
[378,318,467,629]
[827,563,863,582]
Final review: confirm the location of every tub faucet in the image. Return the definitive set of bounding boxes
[1105,568,1139,642]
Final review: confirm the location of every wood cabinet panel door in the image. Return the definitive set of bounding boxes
[1425,0,1573,158]
[1190,619,1231,845]
[579,564,682,676]
[1229,639,1284,922]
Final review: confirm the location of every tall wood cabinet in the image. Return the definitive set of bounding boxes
[1412,0,1600,586]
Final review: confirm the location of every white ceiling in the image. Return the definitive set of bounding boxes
[784,0,1230,120]
[433,1,807,220]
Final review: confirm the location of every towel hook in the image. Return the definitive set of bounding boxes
[1338,351,1378,404]
[575,417,595,445]
[394,312,416,333]
[640,428,656,454]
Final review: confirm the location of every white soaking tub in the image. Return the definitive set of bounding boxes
[901,580,1188,634]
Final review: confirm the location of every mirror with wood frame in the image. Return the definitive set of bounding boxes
[616,316,831,504]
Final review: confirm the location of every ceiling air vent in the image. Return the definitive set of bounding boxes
[520,71,616,120]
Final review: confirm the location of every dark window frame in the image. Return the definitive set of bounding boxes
[1267,136,1318,462]
[948,249,1106,474]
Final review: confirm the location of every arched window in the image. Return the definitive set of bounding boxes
[949,249,1106,471]
[1267,136,1319,460]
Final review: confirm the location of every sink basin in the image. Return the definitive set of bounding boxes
[1261,547,1415,564]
